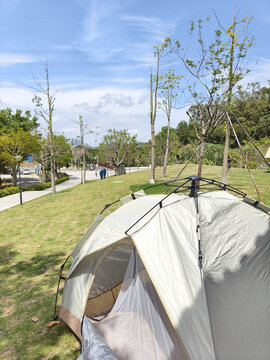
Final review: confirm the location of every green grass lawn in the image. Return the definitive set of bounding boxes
[0,164,269,359]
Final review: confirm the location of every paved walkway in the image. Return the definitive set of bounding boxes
[0,167,149,212]
[0,170,98,212]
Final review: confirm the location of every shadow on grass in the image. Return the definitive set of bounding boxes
[0,245,78,359]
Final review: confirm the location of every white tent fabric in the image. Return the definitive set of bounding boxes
[79,249,188,359]
[77,317,119,360]
[60,190,270,360]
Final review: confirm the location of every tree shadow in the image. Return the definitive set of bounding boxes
[0,244,80,359]
[174,222,270,360]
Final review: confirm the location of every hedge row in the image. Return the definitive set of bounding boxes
[0,174,69,198]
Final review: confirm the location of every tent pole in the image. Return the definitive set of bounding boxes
[166,143,202,193]
[230,112,270,168]
[229,118,263,203]
[53,256,70,320]
[125,178,191,235]
[189,176,203,269]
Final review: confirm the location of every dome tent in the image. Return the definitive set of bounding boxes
[58,176,270,360]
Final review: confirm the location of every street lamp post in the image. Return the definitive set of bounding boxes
[15,155,23,205]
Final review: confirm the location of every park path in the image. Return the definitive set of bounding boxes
[0,167,149,212]
[0,170,98,212]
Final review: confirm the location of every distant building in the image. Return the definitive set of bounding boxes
[70,138,81,146]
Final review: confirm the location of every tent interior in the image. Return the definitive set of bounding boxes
[79,246,188,360]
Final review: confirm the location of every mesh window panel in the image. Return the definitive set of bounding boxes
[81,248,188,360]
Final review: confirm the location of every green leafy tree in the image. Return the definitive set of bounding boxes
[98,129,138,174]
[138,141,151,166]
[53,135,72,169]
[231,83,270,141]
[0,129,41,185]
[0,108,39,133]
[155,126,179,166]
[36,134,72,182]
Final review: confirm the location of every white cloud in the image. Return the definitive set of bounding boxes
[0,86,34,109]
[241,58,270,86]
[128,129,139,136]
[122,15,176,41]
[0,53,38,67]
[81,0,121,43]
[83,0,100,42]
[0,82,188,142]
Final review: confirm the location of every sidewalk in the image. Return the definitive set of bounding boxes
[0,167,149,212]
[0,170,97,212]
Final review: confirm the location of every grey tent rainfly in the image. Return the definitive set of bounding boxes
[55,176,270,360]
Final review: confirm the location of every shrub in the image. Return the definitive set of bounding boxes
[0,173,69,198]
[248,161,257,169]
[0,187,20,198]
[55,174,69,184]
[25,183,51,191]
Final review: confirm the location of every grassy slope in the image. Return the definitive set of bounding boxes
[0,165,269,359]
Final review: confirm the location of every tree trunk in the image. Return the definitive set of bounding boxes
[150,121,155,183]
[11,165,18,186]
[46,66,56,195]
[50,153,56,194]
[162,118,170,177]
[83,151,86,183]
[149,70,155,184]
[221,113,230,183]
[222,16,235,184]
[41,164,46,183]
[197,137,206,178]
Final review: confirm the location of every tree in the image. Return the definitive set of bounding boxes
[165,11,254,180]
[176,120,198,145]
[75,116,94,184]
[155,126,179,166]
[32,61,57,194]
[0,129,41,185]
[53,135,72,169]
[231,82,270,142]
[158,69,182,177]
[0,108,39,133]
[36,134,72,182]
[98,129,137,174]
[150,41,170,183]
[219,10,254,183]
[36,136,50,183]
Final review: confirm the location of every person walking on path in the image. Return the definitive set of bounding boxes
[99,168,106,179]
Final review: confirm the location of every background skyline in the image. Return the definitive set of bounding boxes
[0,0,269,145]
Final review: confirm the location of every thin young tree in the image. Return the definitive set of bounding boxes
[165,11,254,180]
[32,61,57,194]
[165,19,227,178]
[149,41,170,183]
[78,116,87,184]
[216,9,254,183]
[158,69,182,177]
[75,116,94,184]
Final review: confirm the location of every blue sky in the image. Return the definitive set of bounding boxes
[0,0,269,144]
